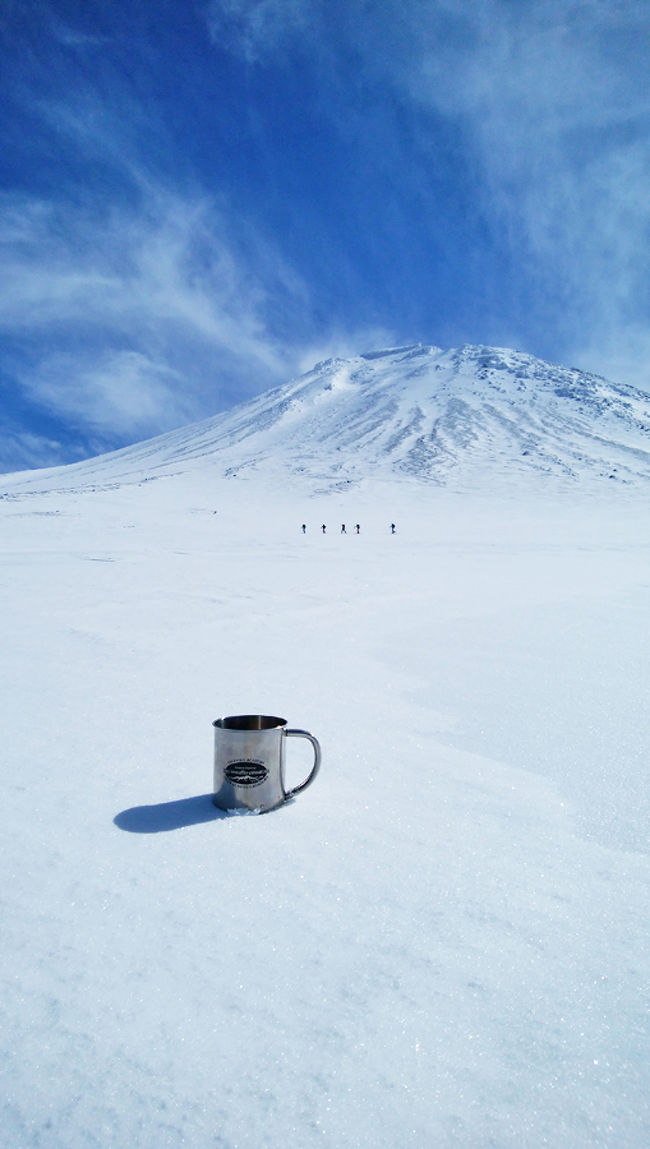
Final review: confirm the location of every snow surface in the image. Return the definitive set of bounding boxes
[1,347,649,1147]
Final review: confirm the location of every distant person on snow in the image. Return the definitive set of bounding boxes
[391,523,396,534]
[355,524,360,534]
[341,524,346,533]
[321,524,326,533]
[301,524,306,533]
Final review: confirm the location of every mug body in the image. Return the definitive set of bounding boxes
[213,714,287,812]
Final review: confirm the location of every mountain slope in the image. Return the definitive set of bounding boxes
[3,344,650,493]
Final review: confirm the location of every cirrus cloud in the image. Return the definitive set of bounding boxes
[207,0,650,389]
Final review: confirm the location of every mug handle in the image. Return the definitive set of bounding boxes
[284,729,322,799]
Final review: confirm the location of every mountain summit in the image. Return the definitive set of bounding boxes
[5,345,650,492]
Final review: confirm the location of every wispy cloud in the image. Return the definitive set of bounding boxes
[2,10,408,467]
[0,428,72,475]
[405,2,650,386]
[206,0,309,64]
[0,187,299,433]
[21,350,193,440]
[208,0,650,387]
[48,17,107,51]
[0,11,326,462]
[0,41,328,452]
[396,1,650,380]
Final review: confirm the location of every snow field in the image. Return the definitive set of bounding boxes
[1,474,648,1147]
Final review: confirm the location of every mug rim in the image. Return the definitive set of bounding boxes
[213,714,287,731]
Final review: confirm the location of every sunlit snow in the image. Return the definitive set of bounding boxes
[1,346,649,1148]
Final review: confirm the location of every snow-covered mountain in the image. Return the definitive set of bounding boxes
[4,344,650,493]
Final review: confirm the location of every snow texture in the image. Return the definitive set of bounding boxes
[1,345,649,1147]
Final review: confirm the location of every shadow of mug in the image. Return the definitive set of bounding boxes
[114,793,232,833]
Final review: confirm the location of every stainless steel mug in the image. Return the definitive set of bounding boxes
[212,714,321,813]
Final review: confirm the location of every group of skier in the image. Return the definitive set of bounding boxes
[301,523,396,534]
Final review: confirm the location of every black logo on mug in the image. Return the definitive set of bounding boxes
[225,761,269,787]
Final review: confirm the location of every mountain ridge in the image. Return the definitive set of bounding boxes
[3,344,650,494]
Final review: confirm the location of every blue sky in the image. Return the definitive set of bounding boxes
[1,0,649,470]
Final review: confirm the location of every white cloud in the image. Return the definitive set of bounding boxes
[48,18,107,50]
[0,429,71,474]
[206,0,309,64]
[22,350,195,438]
[206,0,650,387]
[0,64,325,442]
[375,1,650,382]
[570,324,650,394]
[0,184,314,436]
